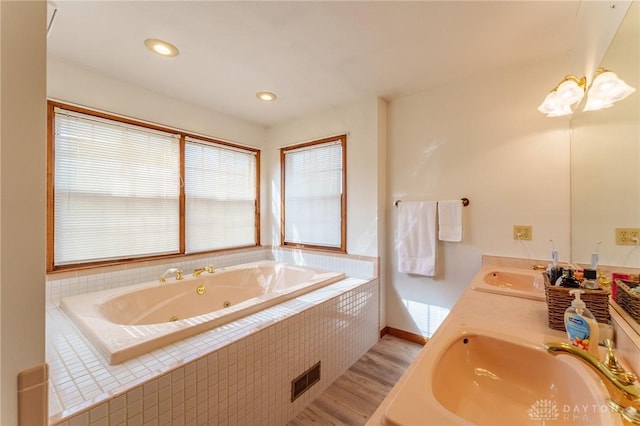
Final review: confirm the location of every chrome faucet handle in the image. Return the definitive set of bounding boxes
[604,339,637,385]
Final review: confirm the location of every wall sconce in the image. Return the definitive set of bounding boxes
[537,75,587,117]
[583,67,636,112]
[538,69,636,117]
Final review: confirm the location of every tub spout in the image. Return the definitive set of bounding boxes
[193,265,214,277]
[545,341,640,424]
[159,268,183,283]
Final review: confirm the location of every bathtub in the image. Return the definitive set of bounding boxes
[60,261,345,364]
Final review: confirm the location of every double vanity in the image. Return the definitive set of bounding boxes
[369,259,640,425]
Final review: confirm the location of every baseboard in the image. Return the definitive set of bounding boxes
[380,326,428,345]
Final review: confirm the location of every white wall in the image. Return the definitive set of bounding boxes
[376,98,388,329]
[47,56,266,151]
[264,97,386,257]
[0,2,47,424]
[385,58,573,336]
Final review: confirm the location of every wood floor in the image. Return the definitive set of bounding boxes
[288,335,424,426]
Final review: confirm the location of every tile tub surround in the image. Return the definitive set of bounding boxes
[46,248,379,424]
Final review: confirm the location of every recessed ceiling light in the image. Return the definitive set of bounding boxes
[256,91,277,102]
[144,38,179,57]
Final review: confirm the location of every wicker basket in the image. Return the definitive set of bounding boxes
[544,277,610,331]
[614,279,640,324]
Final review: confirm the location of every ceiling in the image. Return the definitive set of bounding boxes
[46,1,624,127]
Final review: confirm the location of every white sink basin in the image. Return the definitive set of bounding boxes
[471,266,546,301]
[383,330,617,425]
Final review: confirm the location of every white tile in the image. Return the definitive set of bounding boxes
[68,411,89,426]
[47,250,377,424]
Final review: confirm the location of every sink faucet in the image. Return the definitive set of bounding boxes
[159,268,183,283]
[545,340,640,424]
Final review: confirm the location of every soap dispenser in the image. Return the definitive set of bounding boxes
[564,289,599,356]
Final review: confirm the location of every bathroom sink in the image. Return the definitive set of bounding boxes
[384,331,617,425]
[483,271,542,290]
[471,266,546,301]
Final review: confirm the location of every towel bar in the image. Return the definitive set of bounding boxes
[394,198,470,207]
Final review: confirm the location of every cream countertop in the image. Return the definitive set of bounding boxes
[367,263,634,426]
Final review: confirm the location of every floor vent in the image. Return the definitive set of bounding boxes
[291,361,321,402]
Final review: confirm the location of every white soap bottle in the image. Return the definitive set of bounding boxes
[564,289,599,357]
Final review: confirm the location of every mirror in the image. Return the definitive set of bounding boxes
[571,1,639,269]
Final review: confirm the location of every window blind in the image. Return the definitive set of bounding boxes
[53,108,180,265]
[283,140,343,248]
[185,137,257,252]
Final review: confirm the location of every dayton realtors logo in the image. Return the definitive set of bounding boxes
[528,399,559,425]
[529,399,613,423]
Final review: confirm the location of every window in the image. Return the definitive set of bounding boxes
[48,102,259,271]
[185,138,257,252]
[280,135,346,252]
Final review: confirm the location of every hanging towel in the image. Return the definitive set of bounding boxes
[438,200,463,242]
[397,201,437,276]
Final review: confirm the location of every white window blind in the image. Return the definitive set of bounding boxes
[283,139,344,248]
[185,138,257,252]
[53,108,180,265]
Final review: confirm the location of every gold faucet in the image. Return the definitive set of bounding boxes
[545,340,640,424]
[159,268,183,283]
[193,264,214,277]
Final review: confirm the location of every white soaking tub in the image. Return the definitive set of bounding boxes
[60,261,345,364]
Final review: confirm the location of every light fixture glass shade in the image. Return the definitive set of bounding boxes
[555,79,585,105]
[537,75,586,117]
[537,92,573,117]
[583,70,636,112]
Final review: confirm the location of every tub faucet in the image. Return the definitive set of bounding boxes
[193,265,214,277]
[159,268,183,283]
[545,340,640,424]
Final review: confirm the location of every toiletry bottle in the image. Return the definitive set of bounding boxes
[555,268,568,286]
[556,268,580,288]
[548,243,562,284]
[582,269,600,290]
[565,289,599,356]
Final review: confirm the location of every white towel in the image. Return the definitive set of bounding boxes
[438,200,463,242]
[397,201,437,276]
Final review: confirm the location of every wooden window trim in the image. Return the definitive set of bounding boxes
[280,134,347,253]
[46,100,261,273]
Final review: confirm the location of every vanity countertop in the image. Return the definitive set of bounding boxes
[367,263,638,425]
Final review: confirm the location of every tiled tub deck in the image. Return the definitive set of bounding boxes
[47,248,379,425]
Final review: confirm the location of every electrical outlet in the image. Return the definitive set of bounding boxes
[513,225,532,241]
[615,228,640,245]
